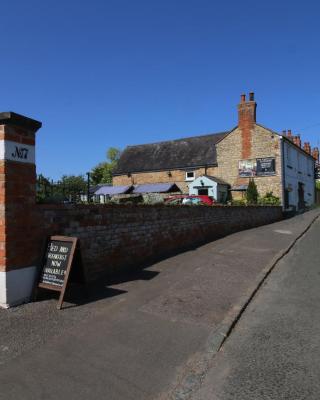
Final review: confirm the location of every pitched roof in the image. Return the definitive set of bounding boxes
[90,183,111,194]
[133,183,181,194]
[113,132,228,175]
[94,185,133,195]
[203,175,230,185]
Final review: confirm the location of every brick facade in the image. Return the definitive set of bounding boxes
[36,204,283,281]
[113,166,218,194]
[0,122,40,273]
[215,124,283,199]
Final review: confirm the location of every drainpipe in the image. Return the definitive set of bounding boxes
[280,136,286,210]
[86,172,90,202]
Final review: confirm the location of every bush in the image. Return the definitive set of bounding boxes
[258,191,281,206]
[246,179,258,204]
[231,199,247,206]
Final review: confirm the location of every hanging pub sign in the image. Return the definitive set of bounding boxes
[238,159,257,177]
[256,157,276,176]
[35,236,85,309]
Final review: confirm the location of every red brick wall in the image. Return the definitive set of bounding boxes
[238,93,257,159]
[0,124,38,273]
[34,204,282,281]
[5,162,38,270]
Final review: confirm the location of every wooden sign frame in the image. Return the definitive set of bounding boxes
[36,236,78,309]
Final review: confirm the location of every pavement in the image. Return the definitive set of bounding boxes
[0,208,319,400]
[192,212,320,400]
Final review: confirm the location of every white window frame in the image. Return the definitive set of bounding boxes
[185,171,195,181]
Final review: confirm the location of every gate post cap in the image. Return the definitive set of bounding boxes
[0,112,42,132]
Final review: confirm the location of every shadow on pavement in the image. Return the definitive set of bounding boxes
[35,268,160,308]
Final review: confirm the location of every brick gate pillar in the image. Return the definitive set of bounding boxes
[0,112,42,308]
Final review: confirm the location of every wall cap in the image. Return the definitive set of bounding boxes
[0,112,42,132]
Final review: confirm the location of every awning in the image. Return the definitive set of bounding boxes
[133,183,181,194]
[94,185,133,195]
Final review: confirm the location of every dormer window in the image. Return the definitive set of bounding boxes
[185,171,195,181]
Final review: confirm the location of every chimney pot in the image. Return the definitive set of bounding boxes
[249,92,254,101]
[296,134,301,148]
[287,129,292,137]
[307,142,311,154]
[238,92,257,159]
[312,147,319,162]
[293,135,301,147]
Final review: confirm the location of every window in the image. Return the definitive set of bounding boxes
[185,171,195,181]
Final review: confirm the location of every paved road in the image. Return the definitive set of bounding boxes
[193,215,320,400]
[0,209,318,400]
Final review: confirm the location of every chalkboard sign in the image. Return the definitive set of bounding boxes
[256,157,276,176]
[37,236,79,309]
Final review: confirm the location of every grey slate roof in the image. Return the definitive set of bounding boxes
[203,175,230,186]
[133,183,181,194]
[113,132,228,175]
[94,185,133,195]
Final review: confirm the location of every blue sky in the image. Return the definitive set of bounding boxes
[2,0,320,179]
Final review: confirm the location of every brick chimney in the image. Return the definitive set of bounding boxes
[303,142,311,154]
[312,147,319,162]
[307,142,311,154]
[238,92,257,159]
[292,134,301,148]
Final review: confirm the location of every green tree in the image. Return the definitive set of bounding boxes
[36,174,51,202]
[246,178,259,205]
[258,191,281,206]
[107,147,121,163]
[60,174,87,195]
[90,147,121,185]
[36,174,87,203]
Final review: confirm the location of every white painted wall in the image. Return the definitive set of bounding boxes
[189,176,218,199]
[0,140,35,164]
[188,176,229,202]
[283,139,315,208]
[0,266,37,308]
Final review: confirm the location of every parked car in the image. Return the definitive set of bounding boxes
[164,195,215,206]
